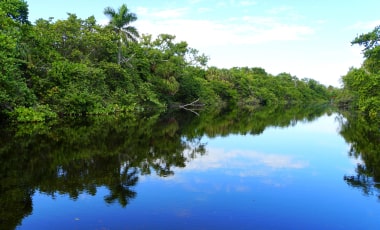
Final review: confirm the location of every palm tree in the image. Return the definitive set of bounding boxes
[104,4,139,64]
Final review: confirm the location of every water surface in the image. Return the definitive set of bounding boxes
[1,106,379,229]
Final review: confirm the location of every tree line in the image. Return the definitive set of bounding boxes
[0,1,334,122]
[337,25,380,121]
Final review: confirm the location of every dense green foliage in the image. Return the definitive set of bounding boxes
[0,0,36,118]
[0,1,332,122]
[338,25,380,120]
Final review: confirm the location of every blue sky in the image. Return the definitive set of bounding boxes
[26,0,380,86]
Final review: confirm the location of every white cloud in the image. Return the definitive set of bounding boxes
[182,147,308,175]
[188,0,202,4]
[315,19,328,25]
[135,7,149,16]
[217,1,228,7]
[98,18,109,26]
[347,20,380,31]
[239,1,257,6]
[151,8,189,19]
[136,15,314,49]
[197,7,212,13]
[266,6,304,21]
[136,7,189,19]
[267,6,293,15]
[217,0,257,7]
[150,147,307,192]
[234,23,314,43]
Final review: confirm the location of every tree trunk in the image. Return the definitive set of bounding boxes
[118,43,121,65]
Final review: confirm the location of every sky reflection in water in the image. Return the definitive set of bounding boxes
[19,114,380,229]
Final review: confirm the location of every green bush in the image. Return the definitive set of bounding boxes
[11,105,57,122]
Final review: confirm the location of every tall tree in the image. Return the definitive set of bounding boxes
[104,4,139,65]
[0,0,35,116]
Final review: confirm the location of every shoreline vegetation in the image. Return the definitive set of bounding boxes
[0,1,378,123]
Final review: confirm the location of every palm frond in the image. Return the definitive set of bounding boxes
[125,26,140,42]
[103,4,140,64]
[103,7,116,19]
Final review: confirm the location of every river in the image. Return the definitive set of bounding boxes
[1,105,379,229]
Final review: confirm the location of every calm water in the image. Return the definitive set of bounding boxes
[1,106,380,229]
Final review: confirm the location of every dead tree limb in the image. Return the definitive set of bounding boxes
[121,53,136,64]
[179,98,201,116]
[181,106,200,116]
[179,98,200,108]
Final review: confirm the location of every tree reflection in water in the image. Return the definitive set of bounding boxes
[104,165,138,207]
[338,112,380,199]
[0,105,331,229]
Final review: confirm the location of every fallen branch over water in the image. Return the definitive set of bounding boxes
[181,106,200,116]
[179,98,200,108]
[179,99,203,116]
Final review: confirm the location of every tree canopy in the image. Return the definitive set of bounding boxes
[0,1,333,123]
[338,25,380,120]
